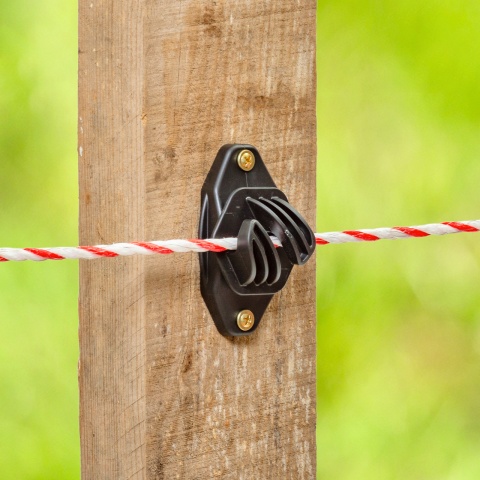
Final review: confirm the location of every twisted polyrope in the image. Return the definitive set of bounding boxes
[0,220,478,262]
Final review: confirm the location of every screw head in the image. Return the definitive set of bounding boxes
[237,309,255,331]
[237,149,255,172]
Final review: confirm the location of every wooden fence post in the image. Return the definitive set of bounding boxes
[79,1,317,478]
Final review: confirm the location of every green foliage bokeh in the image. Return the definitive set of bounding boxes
[0,0,79,477]
[0,0,479,478]
[317,1,480,479]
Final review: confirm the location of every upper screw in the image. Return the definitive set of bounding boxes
[237,149,255,172]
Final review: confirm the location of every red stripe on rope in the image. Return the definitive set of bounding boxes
[0,257,8,262]
[133,242,174,255]
[442,221,479,233]
[393,226,430,237]
[343,230,380,241]
[23,248,65,260]
[189,240,228,252]
[315,237,330,245]
[79,246,119,257]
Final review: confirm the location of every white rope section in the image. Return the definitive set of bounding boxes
[0,220,478,262]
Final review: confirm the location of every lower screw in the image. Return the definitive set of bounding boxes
[237,310,255,331]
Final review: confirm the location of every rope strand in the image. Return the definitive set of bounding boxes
[0,220,478,262]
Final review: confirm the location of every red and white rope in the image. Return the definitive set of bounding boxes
[314,220,480,245]
[0,220,478,262]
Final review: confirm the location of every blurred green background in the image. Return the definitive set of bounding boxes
[317,1,480,479]
[0,0,479,478]
[0,0,79,477]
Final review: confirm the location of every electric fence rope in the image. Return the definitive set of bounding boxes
[0,220,478,263]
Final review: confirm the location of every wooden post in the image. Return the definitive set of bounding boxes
[79,1,317,478]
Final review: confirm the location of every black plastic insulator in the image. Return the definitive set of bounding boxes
[199,144,315,337]
[246,196,315,266]
[228,219,281,287]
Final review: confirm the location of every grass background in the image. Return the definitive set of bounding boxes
[0,0,79,478]
[0,0,479,478]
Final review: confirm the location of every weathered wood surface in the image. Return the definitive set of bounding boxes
[79,1,317,479]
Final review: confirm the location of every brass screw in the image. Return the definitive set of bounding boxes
[237,149,255,171]
[237,309,255,331]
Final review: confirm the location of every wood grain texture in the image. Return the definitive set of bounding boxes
[79,1,316,479]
